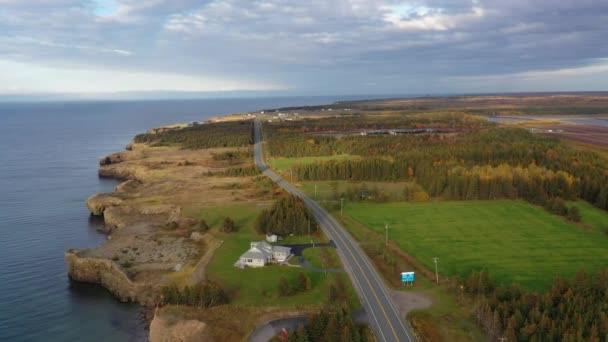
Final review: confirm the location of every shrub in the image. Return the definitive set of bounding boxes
[567,206,581,222]
[278,276,294,296]
[199,218,210,232]
[220,217,237,233]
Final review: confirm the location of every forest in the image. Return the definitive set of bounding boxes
[254,194,318,236]
[265,118,608,211]
[134,121,253,149]
[464,270,608,342]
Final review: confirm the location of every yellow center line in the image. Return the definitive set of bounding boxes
[255,121,409,341]
[313,206,402,342]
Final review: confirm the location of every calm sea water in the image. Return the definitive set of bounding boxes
[0,96,377,341]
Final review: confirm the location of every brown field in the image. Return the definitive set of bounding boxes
[542,124,608,147]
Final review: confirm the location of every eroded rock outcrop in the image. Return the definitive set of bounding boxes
[149,309,208,342]
[103,206,133,231]
[115,179,141,193]
[65,250,158,305]
[86,193,124,216]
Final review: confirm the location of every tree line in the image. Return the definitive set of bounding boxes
[274,305,374,342]
[268,123,608,211]
[160,281,229,308]
[134,121,253,149]
[254,194,318,236]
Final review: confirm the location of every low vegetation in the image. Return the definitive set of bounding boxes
[302,247,342,269]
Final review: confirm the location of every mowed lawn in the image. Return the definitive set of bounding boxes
[269,154,360,171]
[345,200,608,291]
[202,202,358,308]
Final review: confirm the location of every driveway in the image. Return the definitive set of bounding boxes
[283,241,344,273]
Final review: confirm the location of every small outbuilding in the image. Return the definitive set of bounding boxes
[266,233,278,243]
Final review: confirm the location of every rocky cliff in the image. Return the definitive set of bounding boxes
[65,250,158,305]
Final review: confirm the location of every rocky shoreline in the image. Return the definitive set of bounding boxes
[65,123,259,341]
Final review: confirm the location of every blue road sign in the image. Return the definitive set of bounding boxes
[401,272,415,282]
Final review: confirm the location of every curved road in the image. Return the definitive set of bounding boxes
[254,120,415,342]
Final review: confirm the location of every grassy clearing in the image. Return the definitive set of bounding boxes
[298,180,412,201]
[157,304,316,342]
[279,232,329,245]
[335,212,485,341]
[302,247,342,269]
[201,203,359,309]
[567,200,608,232]
[345,200,608,291]
[269,154,360,171]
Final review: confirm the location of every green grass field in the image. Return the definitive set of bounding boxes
[568,200,608,232]
[269,154,360,171]
[302,247,342,269]
[345,200,608,291]
[202,202,359,308]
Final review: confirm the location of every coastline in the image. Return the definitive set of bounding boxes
[65,118,261,340]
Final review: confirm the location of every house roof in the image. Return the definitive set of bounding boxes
[240,248,267,260]
[273,246,291,254]
[240,241,291,260]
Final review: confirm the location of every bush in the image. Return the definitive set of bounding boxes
[220,217,237,233]
[567,206,581,222]
[199,218,210,232]
[279,273,312,297]
[278,276,294,296]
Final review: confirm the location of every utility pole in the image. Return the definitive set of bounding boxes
[385,223,389,245]
[433,257,439,284]
[340,198,344,216]
[308,219,311,236]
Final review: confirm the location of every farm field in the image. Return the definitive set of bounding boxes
[268,154,360,171]
[344,200,608,290]
[202,203,359,308]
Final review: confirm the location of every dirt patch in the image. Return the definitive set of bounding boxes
[389,289,432,318]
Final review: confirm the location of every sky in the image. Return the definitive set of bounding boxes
[0,0,607,98]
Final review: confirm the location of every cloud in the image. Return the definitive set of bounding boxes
[0,58,285,93]
[0,0,607,95]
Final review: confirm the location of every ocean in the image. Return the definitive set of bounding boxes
[0,96,378,341]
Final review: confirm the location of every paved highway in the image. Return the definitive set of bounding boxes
[253,120,415,342]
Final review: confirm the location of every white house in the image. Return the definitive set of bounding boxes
[234,241,291,268]
[266,233,278,243]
